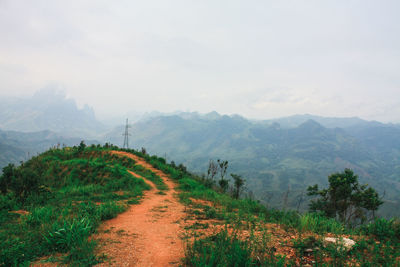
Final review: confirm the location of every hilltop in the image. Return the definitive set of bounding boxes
[0,144,399,266]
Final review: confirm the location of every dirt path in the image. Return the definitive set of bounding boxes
[94,151,187,266]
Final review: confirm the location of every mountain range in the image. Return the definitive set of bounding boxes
[0,91,399,217]
[104,112,400,218]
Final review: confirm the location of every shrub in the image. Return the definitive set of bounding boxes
[44,217,93,252]
[23,206,56,227]
[204,206,217,219]
[0,193,18,211]
[185,229,256,266]
[362,218,400,241]
[299,212,345,234]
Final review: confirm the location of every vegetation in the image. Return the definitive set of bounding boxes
[307,168,383,226]
[128,149,399,266]
[217,159,229,193]
[231,173,245,199]
[0,143,399,266]
[0,143,160,266]
[107,113,400,218]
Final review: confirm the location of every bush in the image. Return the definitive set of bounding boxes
[185,229,256,266]
[299,212,345,234]
[44,218,93,252]
[204,206,217,219]
[362,218,400,241]
[0,193,18,211]
[23,206,56,227]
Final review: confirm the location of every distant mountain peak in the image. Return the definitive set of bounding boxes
[298,119,324,129]
[32,87,66,99]
[0,89,105,138]
[204,111,221,120]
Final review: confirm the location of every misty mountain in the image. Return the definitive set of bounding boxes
[262,114,386,129]
[104,112,400,218]
[0,128,98,170]
[0,89,106,138]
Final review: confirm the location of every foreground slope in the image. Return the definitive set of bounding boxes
[0,144,154,266]
[0,145,399,266]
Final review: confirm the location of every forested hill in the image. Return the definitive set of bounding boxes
[104,112,400,218]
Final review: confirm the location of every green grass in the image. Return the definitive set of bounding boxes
[298,212,346,234]
[2,145,399,266]
[184,228,259,266]
[103,153,168,191]
[123,147,400,266]
[184,227,289,266]
[131,164,168,191]
[0,144,150,266]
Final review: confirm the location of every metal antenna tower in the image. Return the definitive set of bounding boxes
[122,118,131,149]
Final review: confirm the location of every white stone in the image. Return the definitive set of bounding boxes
[323,237,356,251]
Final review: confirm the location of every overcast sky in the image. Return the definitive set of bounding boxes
[0,0,399,122]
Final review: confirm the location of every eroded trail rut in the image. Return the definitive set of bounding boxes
[95,151,186,266]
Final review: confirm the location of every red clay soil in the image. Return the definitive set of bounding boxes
[94,151,187,266]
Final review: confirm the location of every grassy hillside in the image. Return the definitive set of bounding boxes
[138,150,400,266]
[1,145,399,266]
[0,143,166,266]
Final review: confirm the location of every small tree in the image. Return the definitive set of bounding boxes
[217,159,228,180]
[307,168,383,225]
[78,140,86,152]
[205,159,219,188]
[0,164,15,194]
[217,159,229,193]
[178,163,187,173]
[0,164,40,201]
[231,173,245,199]
[206,159,219,187]
[207,160,218,180]
[219,179,229,193]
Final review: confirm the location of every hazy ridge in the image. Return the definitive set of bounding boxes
[1,92,399,217]
[104,112,400,218]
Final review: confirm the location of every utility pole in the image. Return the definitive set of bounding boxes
[122,118,131,149]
